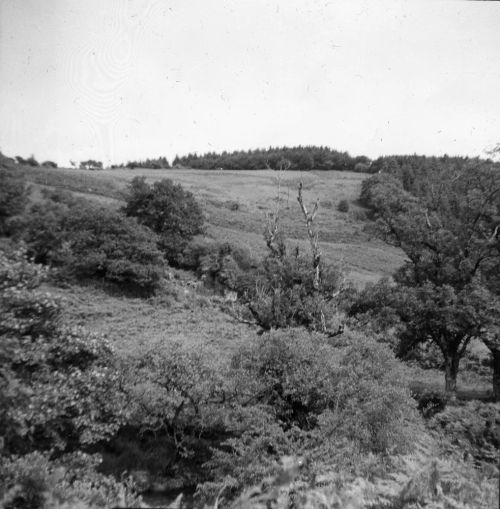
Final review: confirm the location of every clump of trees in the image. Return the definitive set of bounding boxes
[123,176,205,264]
[173,146,371,172]
[112,156,170,169]
[15,155,39,167]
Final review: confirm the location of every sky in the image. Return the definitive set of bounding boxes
[0,0,499,166]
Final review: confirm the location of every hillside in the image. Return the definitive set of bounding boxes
[2,161,497,509]
[20,165,405,285]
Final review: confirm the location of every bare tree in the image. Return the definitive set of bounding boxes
[297,182,321,290]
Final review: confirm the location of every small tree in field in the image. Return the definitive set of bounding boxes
[123,176,204,263]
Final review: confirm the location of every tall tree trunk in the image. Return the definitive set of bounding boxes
[492,347,500,402]
[444,355,460,400]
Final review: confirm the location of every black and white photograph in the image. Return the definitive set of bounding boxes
[0,1,499,508]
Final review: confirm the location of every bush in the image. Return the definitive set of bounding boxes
[199,329,419,503]
[0,248,143,507]
[0,168,28,235]
[337,199,350,213]
[0,247,124,455]
[245,253,343,331]
[428,402,500,464]
[41,160,58,168]
[18,193,165,293]
[0,451,142,509]
[123,176,204,264]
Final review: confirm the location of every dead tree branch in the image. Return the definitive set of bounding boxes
[297,182,321,290]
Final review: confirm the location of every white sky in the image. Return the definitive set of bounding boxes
[1,0,499,166]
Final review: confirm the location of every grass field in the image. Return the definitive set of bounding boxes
[20,165,405,285]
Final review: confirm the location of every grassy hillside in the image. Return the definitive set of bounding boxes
[20,165,405,285]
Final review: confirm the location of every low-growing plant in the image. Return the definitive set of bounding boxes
[0,452,142,509]
[427,401,500,464]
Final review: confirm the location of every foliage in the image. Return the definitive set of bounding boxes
[179,239,257,293]
[0,169,29,235]
[427,402,500,464]
[219,450,498,509]
[111,156,170,169]
[173,146,371,172]
[15,155,39,167]
[346,277,401,334]
[0,247,124,456]
[244,251,343,331]
[41,161,58,168]
[0,452,142,509]
[122,341,227,463]
[17,191,165,293]
[337,199,349,213]
[123,176,204,263]
[200,329,418,504]
[79,160,102,170]
[359,158,500,397]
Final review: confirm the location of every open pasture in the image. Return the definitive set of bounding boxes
[21,166,405,283]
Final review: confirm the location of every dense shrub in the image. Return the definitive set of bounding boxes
[0,452,141,509]
[428,402,500,463]
[337,199,349,213]
[123,176,204,264]
[122,342,227,464]
[0,247,124,455]
[18,192,165,293]
[179,238,258,293]
[0,247,140,506]
[0,168,28,235]
[245,253,343,331]
[200,329,419,503]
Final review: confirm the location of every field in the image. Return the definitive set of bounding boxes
[21,165,405,285]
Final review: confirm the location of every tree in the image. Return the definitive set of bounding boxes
[360,162,500,398]
[123,176,204,263]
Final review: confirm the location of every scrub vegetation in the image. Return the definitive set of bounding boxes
[0,150,498,508]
